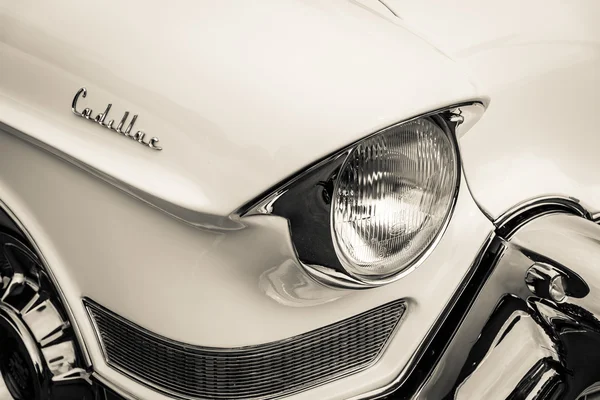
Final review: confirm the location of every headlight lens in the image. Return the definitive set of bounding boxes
[332,118,458,279]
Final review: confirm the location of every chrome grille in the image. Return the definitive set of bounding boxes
[85,299,405,400]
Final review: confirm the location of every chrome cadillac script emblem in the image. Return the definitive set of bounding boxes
[71,87,162,151]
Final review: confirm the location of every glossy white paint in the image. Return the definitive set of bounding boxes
[0,0,481,224]
[0,0,597,399]
[385,0,600,218]
[0,127,492,399]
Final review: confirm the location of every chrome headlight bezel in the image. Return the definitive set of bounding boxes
[330,117,459,281]
[237,103,485,288]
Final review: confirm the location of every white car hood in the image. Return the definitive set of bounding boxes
[0,0,481,225]
[385,0,600,218]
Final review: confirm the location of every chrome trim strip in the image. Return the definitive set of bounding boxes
[0,199,92,368]
[235,102,485,218]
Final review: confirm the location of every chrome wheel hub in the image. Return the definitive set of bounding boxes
[0,305,41,399]
[0,232,91,399]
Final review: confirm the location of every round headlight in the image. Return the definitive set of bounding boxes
[331,117,458,280]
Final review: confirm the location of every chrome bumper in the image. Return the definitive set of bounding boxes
[3,184,600,399]
[85,205,600,400]
[414,212,600,399]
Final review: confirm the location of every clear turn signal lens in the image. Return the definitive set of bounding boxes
[331,118,458,279]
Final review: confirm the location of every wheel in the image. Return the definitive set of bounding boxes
[0,232,93,399]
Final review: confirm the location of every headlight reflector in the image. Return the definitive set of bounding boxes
[332,118,458,279]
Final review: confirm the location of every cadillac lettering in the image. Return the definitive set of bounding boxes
[0,1,599,400]
[71,87,162,151]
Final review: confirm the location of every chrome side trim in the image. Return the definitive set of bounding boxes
[0,199,92,368]
[235,102,486,288]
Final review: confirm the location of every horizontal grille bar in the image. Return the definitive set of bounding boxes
[85,299,405,399]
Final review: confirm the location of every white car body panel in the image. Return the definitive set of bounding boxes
[386,0,600,217]
[0,0,479,223]
[0,132,492,399]
[0,1,598,399]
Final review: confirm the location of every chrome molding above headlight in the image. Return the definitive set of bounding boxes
[236,103,486,288]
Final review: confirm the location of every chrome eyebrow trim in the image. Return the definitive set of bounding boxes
[235,102,486,288]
